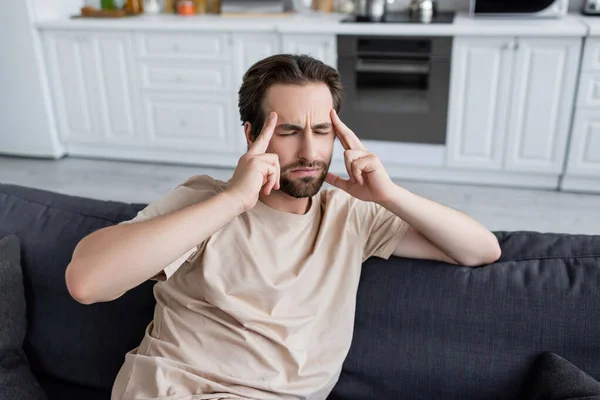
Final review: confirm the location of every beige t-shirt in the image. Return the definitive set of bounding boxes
[111,175,408,400]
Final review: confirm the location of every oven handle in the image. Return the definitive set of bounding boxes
[355,60,430,75]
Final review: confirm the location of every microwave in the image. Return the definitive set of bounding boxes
[470,0,569,17]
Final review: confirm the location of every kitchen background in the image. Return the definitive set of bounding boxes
[82,0,588,12]
[1,0,600,234]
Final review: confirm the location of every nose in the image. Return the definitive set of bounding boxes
[297,131,318,162]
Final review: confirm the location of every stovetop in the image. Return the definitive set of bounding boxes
[343,11,455,24]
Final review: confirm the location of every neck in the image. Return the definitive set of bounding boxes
[258,190,312,215]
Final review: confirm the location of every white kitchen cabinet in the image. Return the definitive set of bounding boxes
[505,37,581,173]
[581,37,600,72]
[281,34,337,68]
[576,73,600,108]
[142,92,235,153]
[446,36,581,175]
[139,60,233,92]
[231,33,280,151]
[232,33,280,87]
[446,37,515,170]
[136,32,231,61]
[565,110,600,176]
[43,31,140,146]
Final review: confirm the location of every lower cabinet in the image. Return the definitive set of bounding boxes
[42,29,337,166]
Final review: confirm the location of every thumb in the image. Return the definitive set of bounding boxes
[325,172,350,192]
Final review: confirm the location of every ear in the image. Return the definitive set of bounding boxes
[243,122,253,149]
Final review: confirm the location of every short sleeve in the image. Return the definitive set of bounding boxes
[118,175,222,281]
[351,200,409,262]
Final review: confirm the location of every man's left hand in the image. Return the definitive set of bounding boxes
[325,109,395,204]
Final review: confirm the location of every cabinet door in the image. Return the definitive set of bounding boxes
[565,109,600,177]
[231,33,280,150]
[44,32,98,144]
[43,31,139,146]
[95,32,140,144]
[446,37,515,169]
[281,34,337,67]
[504,37,582,173]
[232,33,280,87]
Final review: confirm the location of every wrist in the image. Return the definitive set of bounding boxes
[219,190,248,215]
[378,184,409,210]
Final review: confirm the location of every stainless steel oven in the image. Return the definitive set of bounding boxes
[337,35,452,144]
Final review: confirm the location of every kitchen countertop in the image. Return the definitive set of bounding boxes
[578,14,600,35]
[36,11,588,37]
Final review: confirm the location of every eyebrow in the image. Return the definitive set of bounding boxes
[278,122,332,131]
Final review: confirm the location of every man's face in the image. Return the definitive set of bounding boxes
[249,83,336,198]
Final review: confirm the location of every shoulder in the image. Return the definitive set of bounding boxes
[179,174,227,193]
[120,175,224,225]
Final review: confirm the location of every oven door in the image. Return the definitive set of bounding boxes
[337,36,451,145]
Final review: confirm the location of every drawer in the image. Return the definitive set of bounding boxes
[137,32,230,60]
[565,109,600,175]
[142,93,234,152]
[576,73,600,108]
[582,38,600,72]
[140,61,232,91]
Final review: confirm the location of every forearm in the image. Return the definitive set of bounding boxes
[66,191,243,304]
[380,184,501,266]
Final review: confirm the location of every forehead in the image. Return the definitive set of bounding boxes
[263,83,333,123]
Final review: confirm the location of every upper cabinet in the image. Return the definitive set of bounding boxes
[43,31,140,147]
[281,34,337,68]
[446,36,581,174]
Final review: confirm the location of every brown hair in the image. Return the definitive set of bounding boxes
[238,54,343,140]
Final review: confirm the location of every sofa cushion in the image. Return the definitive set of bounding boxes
[0,235,47,400]
[522,352,600,400]
[37,374,109,400]
[0,183,153,392]
[329,231,600,400]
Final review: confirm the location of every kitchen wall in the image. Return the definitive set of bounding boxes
[0,0,65,157]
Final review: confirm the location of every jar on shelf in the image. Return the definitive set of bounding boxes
[177,0,196,14]
[125,0,144,14]
[144,0,162,14]
[205,0,221,14]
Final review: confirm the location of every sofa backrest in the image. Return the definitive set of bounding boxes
[1,183,599,399]
[0,183,153,391]
[329,231,600,399]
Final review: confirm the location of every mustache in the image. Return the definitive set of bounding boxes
[281,160,328,173]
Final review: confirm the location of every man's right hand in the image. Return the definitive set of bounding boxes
[226,111,280,212]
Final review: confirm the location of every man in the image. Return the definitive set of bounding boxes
[65,54,501,400]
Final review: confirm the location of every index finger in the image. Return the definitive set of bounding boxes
[248,111,278,155]
[331,109,366,151]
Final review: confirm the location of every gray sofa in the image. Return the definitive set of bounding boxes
[1,182,599,400]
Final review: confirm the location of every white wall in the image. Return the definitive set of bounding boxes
[31,0,83,21]
[0,0,73,158]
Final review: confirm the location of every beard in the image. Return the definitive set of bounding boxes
[279,159,330,198]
